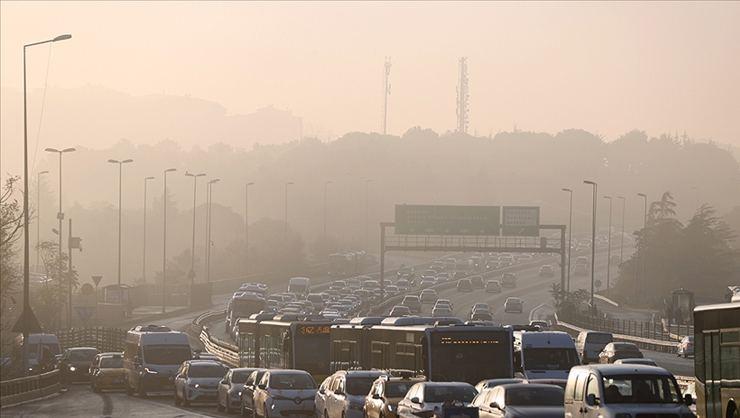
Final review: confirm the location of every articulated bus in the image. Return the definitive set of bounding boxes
[694,301,740,418]
[237,318,333,381]
[330,319,514,384]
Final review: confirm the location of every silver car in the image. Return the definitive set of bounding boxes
[475,383,564,418]
[216,367,255,414]
[253,369,317,418]
[397,382,477,418]
[173,360,228,406]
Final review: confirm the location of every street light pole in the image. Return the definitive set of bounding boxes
[637,193,648,298]
[323,181,332,241]
[603,195,613,290]
[284,182,294,240]
[206,179,220,282]
[142,176,155,283]
[45,146,75,327]
[638,193,648,228]
[365,179,373,250]
[583,180,597,310]
[162,168,176,313]
[185,172,206,285]
[561,188,573,292]
[36,170,49,271]
[108,159,134,287]
[617,196,626,265]
[21,34,71,358]
[245,182,254,276]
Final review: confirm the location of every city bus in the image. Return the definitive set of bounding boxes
[694,301,740,418]
[236,318,334,380]
[225,292,265,336]
[330,320,514,384]
[287,277,311,296]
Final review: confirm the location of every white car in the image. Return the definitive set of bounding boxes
[397,382,477,418]
[419,289,438,304]
[504,297,524,313]
[174,360,228,406]
[216,367,253,413]
[324,370,386,418]
[254,369,317,418]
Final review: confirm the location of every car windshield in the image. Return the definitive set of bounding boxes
[423,385,477,403]
[523,348,580,370]
[586,333,612,344]
[100,357,123,368]
[271,373,316,390]
[386,381,416,397]
[190,364,227,378]
[69,349,97,362]
[347,377,377,395]
[232,370,250,383]
[602,375,682,404]
[143,345,191,365]
[505,386,564,406]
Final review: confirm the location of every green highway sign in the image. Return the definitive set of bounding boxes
[502,206,540,236]
[395,204,501,235]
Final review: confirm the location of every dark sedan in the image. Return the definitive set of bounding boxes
[58,347,99,383]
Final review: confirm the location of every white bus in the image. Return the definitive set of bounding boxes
[288,277,311,296]
[123,325,191,396]
[514,331,580,380]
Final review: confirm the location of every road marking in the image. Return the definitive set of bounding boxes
[528,303,547,322]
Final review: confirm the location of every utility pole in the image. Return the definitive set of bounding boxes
[604,195,613,290]
[382,57,391,135]
[142,176,154,283]
[36,170,49,271]
[456,57,469,134]
[365,179,372,250]
[245,182,254,276]
[67,219,73,326]
[206,178,219,282]
[185,171,206,286]
[162,168,177,313]
[284,182,294,240]
[561,188,573,292]
[108,159,133,286]
[637,192,648,299]
[617,196,626,265]
[323,181,332,242]
[584,180,597,311]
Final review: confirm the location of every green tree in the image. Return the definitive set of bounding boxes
[1,176,23,349]
[34,241,79,330]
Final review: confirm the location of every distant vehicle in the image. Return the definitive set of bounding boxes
[12,333,61,374]
[396,279,410,291]
[239,368,267,416]
[436,272,452,282]
[363,280,381,290]
[226,292,265,334]
[457,278,473,292]
[89,352,125,392]
[504,297,524,313]
[470,311,493,322]
[485,280,502,293]
[514,331,579,380]
[471,303,491,314]
[614,358,658,367]
[575,256,590,266]
[389,305,412,317]
[529,320,550,330]
[575,331,613,364]
[419,289,438,304]
[677,335,694,358]
[501,273,517,288]
[469,275,484,289]
[538,265,554,277]
[124,324,192,397]
[573,264,588,276]
[58,347,98,383]
[396,382,477,418]
[401,295,422,313]
[473,378,526,393]
[564,364,693,418]
[288,277,311,296]
[364,374,425,418]
[598,342,643,364]
[173,359,228,406]
[253,369,317,418]
[323,370,386,418]
[216,367,254,413]
[436,299,454,310]
[432,305,453,317]
[475,383,564,418]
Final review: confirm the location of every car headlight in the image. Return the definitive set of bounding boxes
[386,405,394,412]
[238,391,243,397]
[69,366,76,372]
[194,383,200,389]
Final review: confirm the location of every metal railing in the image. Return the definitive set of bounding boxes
[55,327,127,352]
[0,369,61,408]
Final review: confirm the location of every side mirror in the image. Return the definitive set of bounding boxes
[220,379,227,385]
[258,383,266,389]
[684,393,693,406]
[585,394,599,406]
[318,388,326,395]
[490,402,501,410]
[410,397,420,405]
[372,393,381,400]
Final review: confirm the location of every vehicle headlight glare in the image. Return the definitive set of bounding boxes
[69,366,76,372]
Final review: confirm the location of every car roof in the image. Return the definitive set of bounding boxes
[68,346,97,351]
[337,370,386,378]
[186,359,224,366]
[572,364,672,376]
[419,381,474,387]
[500,383,562,391]
[268,369,312,375]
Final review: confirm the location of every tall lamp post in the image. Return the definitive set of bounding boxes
[108,159,134,286]
[617,196,626,265]
[364,179,373,250]
[284,182,294,239]
[185,171,206,285]
[20,35,72,357]
[583,180,597,310]
[45,146,75,327]
[142,176,155,283]
[206,179,220,282]
[161,168,177,313]
[244,182,255,275]
[561,187,573,292]
[603,195,613,290]
[637,193,648,227]
[637,192,648,298]
[36,170,49,271]
[323,181,332,241]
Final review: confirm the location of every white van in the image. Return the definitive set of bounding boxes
[123,325,191,396]
[575,331,613,364]
[288,277,311,296]
[514,331,580,379]
[564,364,693,418]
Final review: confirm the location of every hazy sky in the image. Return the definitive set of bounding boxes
[2,1,739,143]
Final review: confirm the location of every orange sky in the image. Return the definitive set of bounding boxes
[2,1,739,143]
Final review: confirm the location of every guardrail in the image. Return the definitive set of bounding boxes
[553,313,679,353]
[558,310,681,343]
[55,327,127,351]
[0,369,61,408]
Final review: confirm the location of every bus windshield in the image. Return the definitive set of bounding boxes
[232,299,264,317]
[523,348,580,370]
[294,333,329,373]
[430,332,513,383]
[143,345,191,365]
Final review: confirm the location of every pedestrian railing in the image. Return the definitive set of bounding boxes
[0,369,61,408]
[55,327,127,352]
